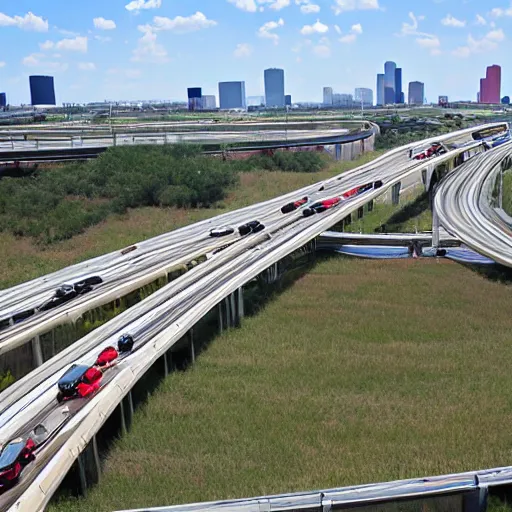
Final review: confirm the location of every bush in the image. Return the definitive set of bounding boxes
[234,150,327,173]
[0,144,238,243]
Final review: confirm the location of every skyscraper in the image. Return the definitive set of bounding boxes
[187,87,202,111]
[408,81,424,105]
[29,76,56,106]
[479,65,501,104]
[285,94,292,106]
[218,82,246,110]
[395,68,403,104]
[202,95,216,109]
[355,88,373,107]
[323,87,333,106]
[384,61,396,104]
[264,68,285,108]
[376,74,385,106]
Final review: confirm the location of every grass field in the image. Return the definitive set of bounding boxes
[0,151,382,290]
[49,254,512,512]
[503,171,512,216]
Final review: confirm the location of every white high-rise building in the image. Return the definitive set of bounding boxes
[355,88,373,107]
[323,87,333,106]
[201,95,216,109]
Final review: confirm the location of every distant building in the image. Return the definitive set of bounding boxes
[395,68,403,103]
[333,93,353,107]
[502,96,510,105]
[384,61,396,104]
[187,88,202,111]
[438,96,449,107]
[247,96,265,107]
[29,75,56,106]
[408,81,424,105]
[376,74,385,106]
[285,94,292,106]
[202,95,216,109]
[323,87,333,106]
[479,65,501,104]
[354,88,373,107]
[264,68,285,108]
[218,81,246,110]
[0,93,6,108]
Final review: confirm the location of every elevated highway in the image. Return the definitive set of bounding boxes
[0,123,508,512]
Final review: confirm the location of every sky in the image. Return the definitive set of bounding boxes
[0,0,511,105]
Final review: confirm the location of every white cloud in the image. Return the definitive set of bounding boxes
[40,36,88,53]
[78,62,96,71]
[475,14,487,25]
[93,17,116,30]
[94,35,112,43]
[150,12,217,33]
[132,26,169,63]
[300,19,328,35]
[441,14,466,27]
[107,68,141,79]
[351,23,363,34]
[339,33,357,43]
[234,43,253,57]
[125,0,162,12]
[452,28,505,57]
[257,18,284,44]
[398,12,441,54]
[313,44,331,57]
[228,0,291,11]
[0,62,5,68]
[227,0,258,11]
[22,53,68,71]
[0,11,48,32]
[332,0,379,15]
[298,1,320,14]
[490,5,512,17]
[334,24,342,34]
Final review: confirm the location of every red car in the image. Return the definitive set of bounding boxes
[303,197,342,217]
[0,438,36,491]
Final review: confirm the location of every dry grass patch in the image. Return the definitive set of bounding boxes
[50,257,512,512]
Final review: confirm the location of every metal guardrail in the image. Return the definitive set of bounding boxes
[112,466,512,512]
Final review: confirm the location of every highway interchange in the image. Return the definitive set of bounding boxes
[0,123,510,511]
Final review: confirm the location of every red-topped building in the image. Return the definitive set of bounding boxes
[479,65,501,104]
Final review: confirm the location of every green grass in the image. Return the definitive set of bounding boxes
[0,151,383,290]
[50,255,512,512]
[502,171,512,216]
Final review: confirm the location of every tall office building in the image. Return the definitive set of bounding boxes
[218,81,246,110]
[479,65,501,104]
[187,88,202,111]
[29,76,56,106]
[0,93,6,108]
[408,81,424,105]
[355,88,373,107]
[202,95,216,109]
[285,94,292,107]
[264,68,285,108]
[384,61,396,104]
[395,68,403,104]
[323,87,333,106]
[376,74,385,106]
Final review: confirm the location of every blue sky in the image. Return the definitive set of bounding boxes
[0,0,511,105]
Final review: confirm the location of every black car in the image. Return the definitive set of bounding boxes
[0,437,36,491]
[209,226,235,238]
[38,276,103,312]
[238,220,265,236]
[57,364,103,402]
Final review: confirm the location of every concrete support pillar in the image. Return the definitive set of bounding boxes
[230,293,237,327]
[218,301,224,333]
[77,435,101,495]
[432,203,440,250]
[189,329,195,364]
[120,391,134,435]
[162,352,169,377]
[31,335,44,367]
[225,297,232,328]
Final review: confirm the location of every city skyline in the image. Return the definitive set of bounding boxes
[0,1,511,104]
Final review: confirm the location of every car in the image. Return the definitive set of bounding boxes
[238,220,265,236]
[281,196,309,214]
[57,364,103,402]
[209,226,235,238]
[38,276,103,312]
[57,334,134,402]
[302,197,342,217]
[412,142,447,161]
[0,437,36,491]
[342,181,382,200]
